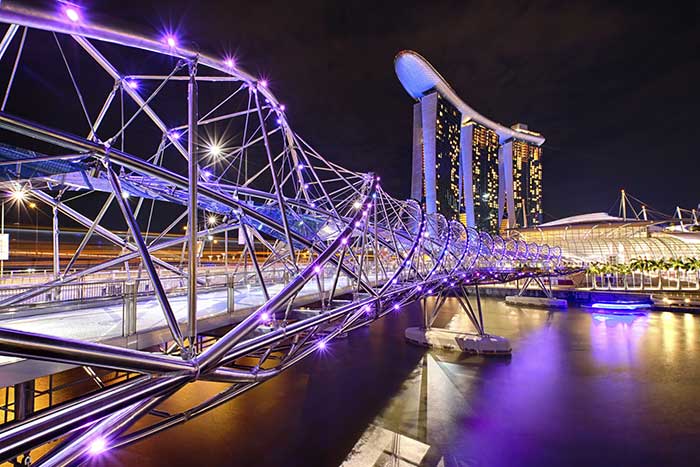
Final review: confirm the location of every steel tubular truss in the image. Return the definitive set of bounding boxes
[0,4,571,465]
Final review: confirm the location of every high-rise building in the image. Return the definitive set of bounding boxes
[410,92,461,220]
[397,50,545,233]
[468,122,500,231]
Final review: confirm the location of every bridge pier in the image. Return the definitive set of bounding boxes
[406,288,511,355]
[505,275,568,308]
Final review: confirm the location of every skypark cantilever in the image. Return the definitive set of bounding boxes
[395,50,545,231]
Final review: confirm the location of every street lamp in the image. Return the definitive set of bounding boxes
[207,144,222,157]
[28,202,38,263]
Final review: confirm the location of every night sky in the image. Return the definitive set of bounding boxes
[23,1,700,220]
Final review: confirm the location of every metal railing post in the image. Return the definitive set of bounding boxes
[227,274,235,314]
[123,281,137,338]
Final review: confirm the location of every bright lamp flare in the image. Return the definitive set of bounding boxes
[64,8,80,22]
[10,187,26,202]
[88,437,107,455]
[207,215,218,226]
[208,144,222,157]
[164,35,177,48]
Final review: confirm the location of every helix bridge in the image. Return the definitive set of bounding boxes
[0,3,573,465]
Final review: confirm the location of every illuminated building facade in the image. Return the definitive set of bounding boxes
[468,122,500,231]
[397,50,545,233]
[410,92,462,220]
[510,125,543,227]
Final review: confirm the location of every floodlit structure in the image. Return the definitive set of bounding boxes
[395,50,545,232]
[515,212,700,263]
[0,4,570,465]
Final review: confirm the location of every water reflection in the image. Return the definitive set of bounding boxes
[113,298,700,467]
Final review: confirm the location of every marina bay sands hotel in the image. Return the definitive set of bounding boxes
[395,50,545,232]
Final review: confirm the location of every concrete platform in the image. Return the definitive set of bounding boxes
[405,327,511,355]
[505,295,568,309]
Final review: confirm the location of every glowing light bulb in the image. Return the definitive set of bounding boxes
[318,341,326,350]
[352,201,362,209]
[208,144,222,157]
[10,187,26,202]
[165,35,177,48]
[259,79,268,87]
[260,312,270,322]
[126,79,139,89]
[88,437,107,455]
[65,8,80,22]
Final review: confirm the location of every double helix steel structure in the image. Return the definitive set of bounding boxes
[0,3,569,465]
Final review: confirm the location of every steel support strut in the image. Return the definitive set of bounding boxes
[105,162,185,350]
[187,58,199,354]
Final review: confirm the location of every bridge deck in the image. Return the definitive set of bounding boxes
[0,274,359,386]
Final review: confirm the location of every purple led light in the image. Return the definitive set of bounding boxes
[224,57,235,68]
[260,311,270,322]
[393,304,400,310]
[590,302,651,311]
[318,341,326,350]
[169,131,181,140]
[259,79,268,87]
[88,437,107,455]
[355,221,361,228]
[164,35,177,48]
[65,7,80,23]
[341,237,348,245]
[126,79,139,90]
[313,265,321,274]
[280,104,286,111]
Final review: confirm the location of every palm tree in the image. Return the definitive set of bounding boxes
[587,262,603,289]
[687,257,700,289]
[629,258,648,290]
[668,257,684,290]
[617,263,631,290]
[650,259,671,290]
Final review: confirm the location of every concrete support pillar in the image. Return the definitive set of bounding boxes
[498,140,515,230]
[410,101,423,202]
[420,92,438,215]
[13,380,34,422]
[460,123,475,227]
